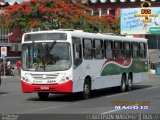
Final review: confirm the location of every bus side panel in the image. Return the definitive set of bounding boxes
[133,72,149,84]
[72,66,85,93]
[72,60,122,92]
[92,75,121,90]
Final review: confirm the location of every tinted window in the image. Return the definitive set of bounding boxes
[114,41,122,58]
[72,37,82,69]
[104,41,113,59]
[94,39,103,59]
[139,42,146,58]
[83,39,92,59]
[123,42,131,58]
[132,42,139,58]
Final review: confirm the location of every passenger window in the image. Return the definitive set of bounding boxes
[123,42,131,58]
[104,41,113,59]
[94,39,103,59]
[83,39,92,59]
[132,42,139,58]
[114,41,122,58]
[72,37,82,69]
[139,43,146,58]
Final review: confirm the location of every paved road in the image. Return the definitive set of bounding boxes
[0,74,160,119]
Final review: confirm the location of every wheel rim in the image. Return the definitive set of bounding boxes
[128,78,132,87]
[127,77,132,91]
[122,80,125,90]
[121,76,126,92]
[84,84,90,95]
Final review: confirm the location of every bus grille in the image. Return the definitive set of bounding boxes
[25,73,65,84]
[31,74,59,80]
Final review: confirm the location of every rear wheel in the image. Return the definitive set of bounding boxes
[38,92,49,100]
[120,75,126,92]
[82,80,91,99]
[126,75,132,91]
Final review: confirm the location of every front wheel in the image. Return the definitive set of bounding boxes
[38,92,49,100]
[82,81,91,99]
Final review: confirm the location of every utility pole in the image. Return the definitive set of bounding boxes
[157,34,159,49]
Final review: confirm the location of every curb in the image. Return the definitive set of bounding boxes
[1,76,20,79]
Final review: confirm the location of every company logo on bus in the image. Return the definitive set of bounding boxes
[43,75,47,79]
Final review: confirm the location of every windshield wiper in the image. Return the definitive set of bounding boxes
[47,40,57,55]
[42,41,56,71]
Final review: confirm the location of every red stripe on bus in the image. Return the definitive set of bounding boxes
[21,80,73,93]
[102,58,132,68]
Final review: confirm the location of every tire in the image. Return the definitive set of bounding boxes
[38,92,49,100]
[120,75,126,92]
[82,80,91,99]
[126,75,132,91]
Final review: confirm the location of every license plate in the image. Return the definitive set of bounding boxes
[40,86,49,90]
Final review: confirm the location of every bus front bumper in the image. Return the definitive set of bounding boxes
[21,80,73,93]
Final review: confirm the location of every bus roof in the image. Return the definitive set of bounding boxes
[70,30,147,43]
[23,30,147,43]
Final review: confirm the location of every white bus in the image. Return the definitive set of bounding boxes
[21,30,149,99]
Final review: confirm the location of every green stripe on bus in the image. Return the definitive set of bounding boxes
[101,60,148,76]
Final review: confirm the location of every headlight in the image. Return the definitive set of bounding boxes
[59,76,71,83]
[21,75,31,84]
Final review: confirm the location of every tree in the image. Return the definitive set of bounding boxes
[0,12,10,32]
[3,0,120,34]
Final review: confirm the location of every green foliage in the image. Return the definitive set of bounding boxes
[4,0,120,34]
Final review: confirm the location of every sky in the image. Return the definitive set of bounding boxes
[5,0,29,3]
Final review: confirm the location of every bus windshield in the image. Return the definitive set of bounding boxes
[22,42,72,71]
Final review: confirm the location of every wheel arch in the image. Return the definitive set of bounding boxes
[84,75,92,88]
[122,72,128,85]
[128,72,133,81]
[122,72,127,80]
